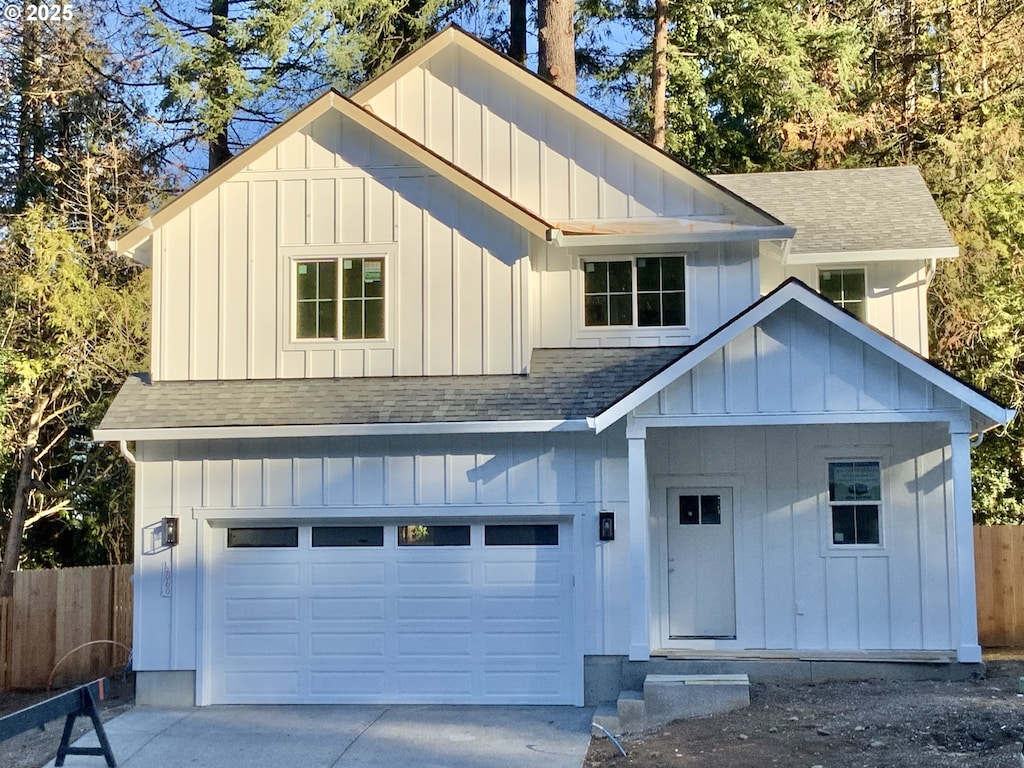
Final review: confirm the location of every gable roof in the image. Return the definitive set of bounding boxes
[591,278,1014,433]
[113,89,556,256]
[93,347,688,440]
[712,167,958,262]
[352,25,784,229]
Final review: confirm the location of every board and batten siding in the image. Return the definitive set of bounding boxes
[152,111,531,382]
[760,260,931,356]
[131,429,634,673]
[634,301,962,418]
[646,422,957,652]
[362,45,730,223]
[531,240,760,348]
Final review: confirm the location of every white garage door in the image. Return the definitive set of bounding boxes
[205,520,575,704]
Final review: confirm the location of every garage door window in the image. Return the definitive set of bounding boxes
[226,527,298,548]
[398,525,470,546]
[484,524,558,546]
[312,526,384,547]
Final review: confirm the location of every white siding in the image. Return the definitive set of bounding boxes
[761,260,931,356]
[533,240,760,347]
[646,422,956,652]
[152,113,530,381]
[635,301,961,418]
[132,429,633,672]
[363,46,727,223]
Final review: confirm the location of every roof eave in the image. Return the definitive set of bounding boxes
[93,418,593,442]
[784,245,960,265]
[549,225,796,249]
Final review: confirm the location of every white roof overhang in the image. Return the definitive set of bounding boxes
[589,279,1015,434]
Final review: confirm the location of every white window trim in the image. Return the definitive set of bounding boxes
[575,253,691,333]
[824,458,886,552]
[817,265,869,323]
[280,244,396,350]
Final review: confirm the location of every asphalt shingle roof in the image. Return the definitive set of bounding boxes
[99,347,689,430]
[711,166,955,255]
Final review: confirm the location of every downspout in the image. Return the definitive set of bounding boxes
[924,256,937,286]
[969,432,984,448]
[119,440,137,466]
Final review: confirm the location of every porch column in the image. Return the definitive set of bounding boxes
[627,423,651,661]
[950,424,982,663]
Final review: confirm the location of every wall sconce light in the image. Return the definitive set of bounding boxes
[599,512,615,541]
[163,517,180,547]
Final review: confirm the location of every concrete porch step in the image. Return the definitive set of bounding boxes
[592,673,751,737]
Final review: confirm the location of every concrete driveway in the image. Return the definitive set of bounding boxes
[45,704,595,768]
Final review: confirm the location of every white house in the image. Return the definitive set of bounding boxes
[96,26,1013,708]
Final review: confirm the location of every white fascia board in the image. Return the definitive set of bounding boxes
[549,225,796,249]
[592,280,1015,433]
[93,418,593,442]
[784,246,959,265]
[631,409,970,429]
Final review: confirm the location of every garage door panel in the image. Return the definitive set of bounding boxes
[396,560,472,585]
[396,596,472,619]
[208,520,575,704]
[396,632,473,656]
[224,562,300,586]
[310,596,386,620]
[396,670,474,696]
[224,671,300,697]
[225,633,301,656]
[311,633,387,657]
[310,562,386,585]
[483,631,563,657]
[225,598,300,621]
[483,560,562,585]
[482,595,561,619]
[483,669,567,698]
[310,671,386,695]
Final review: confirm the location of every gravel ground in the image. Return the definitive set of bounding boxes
[586,658,1024,768]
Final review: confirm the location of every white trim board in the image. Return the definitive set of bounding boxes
[94,418,592,442]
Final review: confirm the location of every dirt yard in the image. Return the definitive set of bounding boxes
[586,657,1024,768]
[0,677,133,768]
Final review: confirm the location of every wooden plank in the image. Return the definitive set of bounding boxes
[975,525,1024,647]
[11,569,58,689]
[0,597,10,689]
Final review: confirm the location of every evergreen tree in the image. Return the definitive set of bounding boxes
[0,6,158,586]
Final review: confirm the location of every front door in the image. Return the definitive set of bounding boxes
[666,488,736,638]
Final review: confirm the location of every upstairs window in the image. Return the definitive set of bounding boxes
[819,268,866,321]
[583,256,686,328]
[295,257,384,340]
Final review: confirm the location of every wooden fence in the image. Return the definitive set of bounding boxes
[975,525,1024,647]
[0,564,132,690]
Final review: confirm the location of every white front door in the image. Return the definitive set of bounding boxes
[666,488,736,638]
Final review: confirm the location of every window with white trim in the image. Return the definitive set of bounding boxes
[294,257,384,340]
[819,268,866,321]
[583,255,686,328]
[828,461,881,545]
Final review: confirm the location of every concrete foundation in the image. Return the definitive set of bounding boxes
[583,654,984,706]
[136,670,196,707]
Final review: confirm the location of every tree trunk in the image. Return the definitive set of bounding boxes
[509,0,527,64]
[651,0,669,148]
[0,394,48,597]
[537,0,576,95]
[208,0,232,171]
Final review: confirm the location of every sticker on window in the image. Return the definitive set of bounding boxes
[297,264,308,275]
[364,261,382,283]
